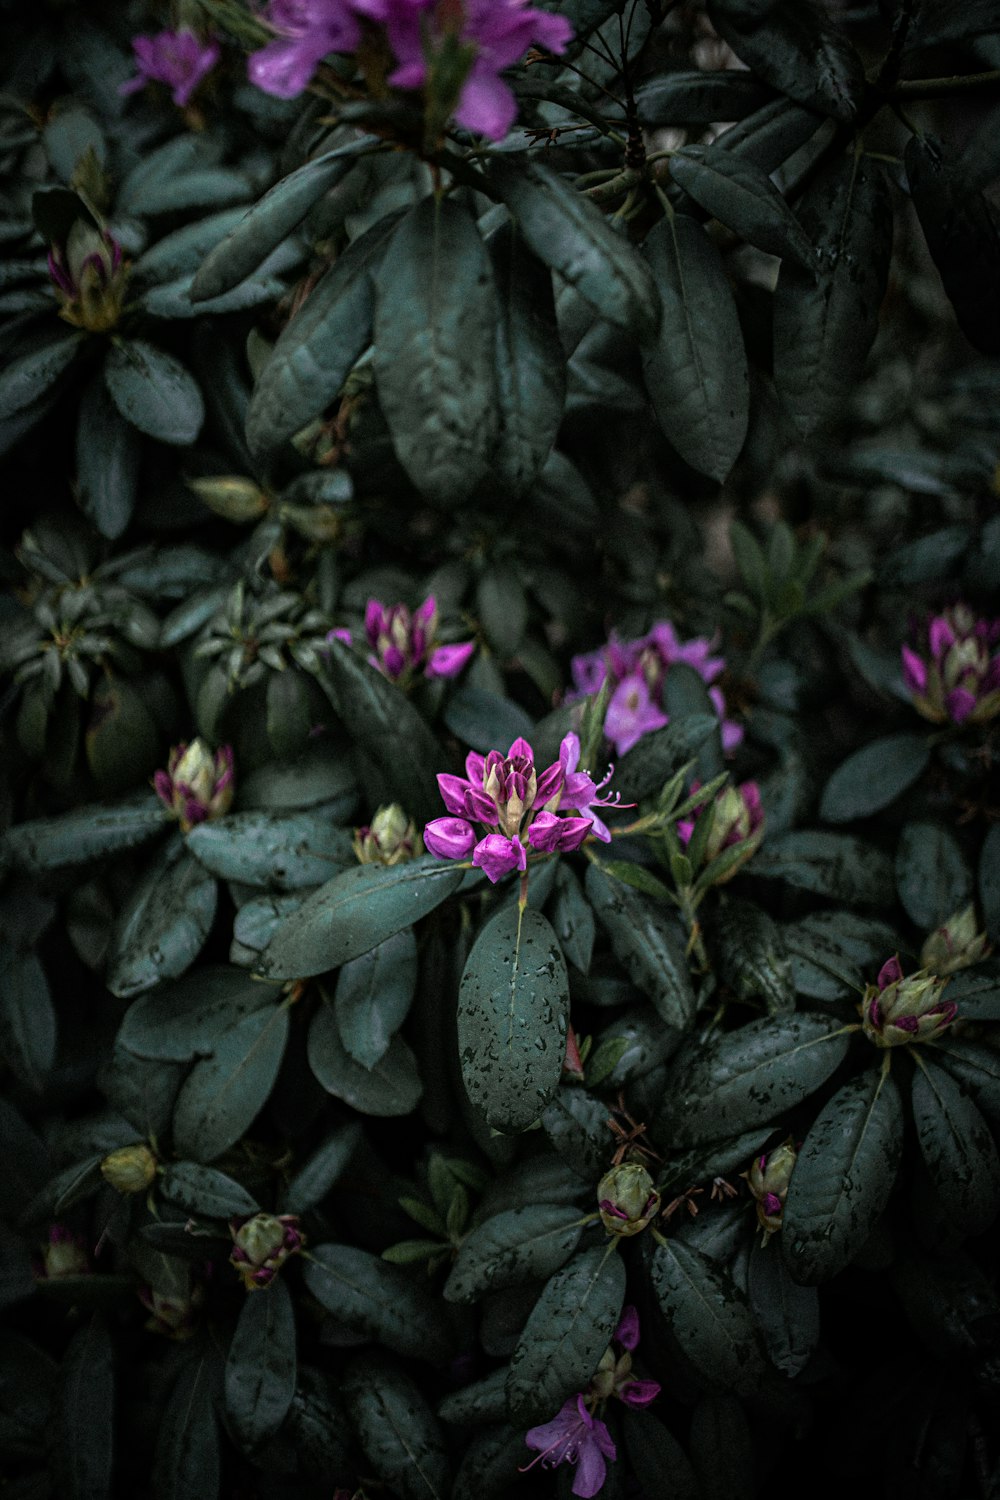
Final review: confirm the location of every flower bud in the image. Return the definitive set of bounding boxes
[597,1164,661,1237]
[138,1282,204,1339]
[38,1225,90,1279]
[229,1212,304,1291]
[678,780,764,883]
[353,803,422,866]
[861,957,956,1048]
[154,739,234,833]
[100,1143,158,1194]
[48,219,129,333]
[920,905,992,977]
[902,604,1000,727]
[187,476,269,523]
[745,1141,796,1243]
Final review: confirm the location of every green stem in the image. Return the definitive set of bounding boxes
[890,69,1000,99]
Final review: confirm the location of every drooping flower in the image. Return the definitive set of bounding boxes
[47,220,128,334]
[591,1306,662,1408]
[328,594,474,686]
[920,905,992,976]
[353,803,423,864]
[121,28,220,107]
[523,1394,617,1499]
[744,1140,797,1244]
[229,1213,305,1291]
[569,622,743,758]
[902,604,1000,726]
[248,0,363,98]
[677,779,764,878]
[424,732,621,883]
[154,740,234,833]
[861,957,956,1048]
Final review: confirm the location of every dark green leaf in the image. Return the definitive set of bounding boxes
[585,862,695,1030]
[820,734,930,823]
[476,569,527,658]
[773,155,892,440]
[979,826,1000,941]
[172,1004,289,1161]
[648,1237,766,1394]
[641,212,748,482]
[670,144,815,269]
[132,208,251,286]
[713,898,795,1014]
[944,962,1000,1023]
[746,1237,820,1375]
[158,1163,259,1219]
[457,905,568,1133]
[153,1357,220,1500]
[442,686,534,755]
[636,70,774,126]
[342,1352,449,1500]
[911,1058,1000,1236]
[104,339,204,446]
[783,910,897,1000]
[438,1367,509,1425]
[895,822,972,931]
[906,133,1000,355]
[658,1013,851,1145]
[303,1243,451,1362]
[118,965,282,1062]
[258,853,461,979]
[75,374,140,541]
[192,137,376,301]
[0,952,56,1091]
[708,0,864,120]
[335,927,417,1069]
[308,997,422,1115]
[283,1122,362,1215]
[55,1317,113,1500]
[224,1277,296,1453]
[373,197,497,505]
[880,525,973,586]
[750,829,893,903]
[490,157,660,337]
[142,273,285,321]
[541,1085,611,1181]
[506,1245,625,1425]
[282,1365,352,1478]
[784,1068,903,1284]
[186,806,353,891]
[486,222,565,495]
[444,1204,585,1303]
[0,330,85,420]
[105,839,218,999]
[246,210,403,457]
[721,97,826,173]
[551,863,595,974]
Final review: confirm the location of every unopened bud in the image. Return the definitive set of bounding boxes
[229,1212,304,1291]
[920,905,991,977]
[353,803,422,866]
[861,957,956,1048]
[597,1164,661,1237]
[38,1225,90,1279]
[100,1143,158,1194]
[154,739,234,833]
[744,1140,796,1244]
[188,476,269,523]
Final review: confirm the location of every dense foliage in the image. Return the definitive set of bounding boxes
[2,1,1000,1497]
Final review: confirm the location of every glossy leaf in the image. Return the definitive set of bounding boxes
[648,1237,767,1394]
[283,1122,362,1215]
[444,1204,585,1303]
[0,950,56,1091]
[783,910,897,1000]
[585,862,695,1029]
[158,1163,259,1219]
[104,339,204,446]
[750,830,893,904]
[172,1003,289,1161]
[713,898,795,1015]
[708,0,864,120]
[911,1058,1000,1236]
[75,374,140,540]
[117,965,282,1062]
[642,212,748,482]
[55,1316,114,1500]
[820,734,930,823]
[105,839,218,999]
[153,1357,220,1500]
[224,1276,296,1453]
[334,927,418,1069]
[669,144,815,269]
[308,997,422,1115]
[303,1243,451,1362]
[342,1352,450,1500]
[1,795,170,872]
[784,1068,903,1284]
[186,806,353,891]
[0,330,85,419]
[457,904,568,1133]
[895,822,972,931]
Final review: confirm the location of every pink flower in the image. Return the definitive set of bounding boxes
[569,622,743,758]
[121,28,220,107]
[523,1395,617,1498]
[248,0,363,97]
[902,604,1000,726]
[327,595,474,686]
[424,733,623,883]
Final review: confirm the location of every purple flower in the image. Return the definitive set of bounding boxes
[248,0,363,98]
[569,622,743,758]
[902,603,1000,727]
[154,739,234,833]
[424,733,627,882]
[121,28,220,107]
[327,594,474,686]
[523,1395,617,1498]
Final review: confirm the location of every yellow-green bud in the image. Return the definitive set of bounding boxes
[861,957,956,1048]
[744,1140,796,1244]
[597,1164,660,1237]
[229,1212,304,1291]
[187,476,269,523]
[920,905,992,977]
[100,1143,158,1194]
[353,804,422,866]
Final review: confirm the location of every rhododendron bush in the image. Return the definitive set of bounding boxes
[2,0,1000,1496]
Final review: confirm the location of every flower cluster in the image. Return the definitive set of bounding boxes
[861,957,956,1049]
[569,622,743,758]
[902,604,1000,727]
[677,778,764,878]
[745,1140,797,1244]
[48,221,128,334]
[248,0,573,139]
[523,1307,660,1498]
[330,595,474,686]
[424,732,626,883]
[154,740,234,834]
[121,28,221,107]
[229,1213,305,1291]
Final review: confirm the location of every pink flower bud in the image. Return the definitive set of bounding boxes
[424,817,476,861]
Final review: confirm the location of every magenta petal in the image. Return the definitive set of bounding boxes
[472,834,524,883]
[464,786,498,824]
[437,773,471,816]
[928,615,956,660]
[534,760,565,804]
[423,817,475,860]
[508,736,534,762]
[426,641,475,679]
[454,65,518,141]
[526,811,565,852]
[614,1304,640,1350]
[618,1379,661,1408]
[901,645,928,695]
[945,686,978,723]
[877,956,903,989]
